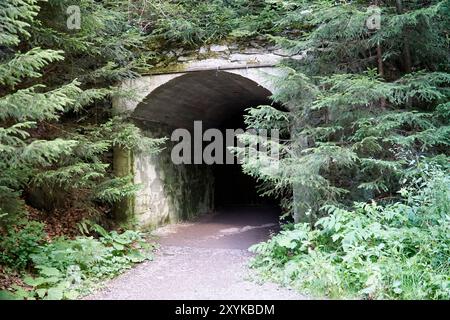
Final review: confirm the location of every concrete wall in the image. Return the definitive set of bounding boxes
[133,128,214,229]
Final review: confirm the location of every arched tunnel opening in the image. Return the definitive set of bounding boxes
[130,70,283,227]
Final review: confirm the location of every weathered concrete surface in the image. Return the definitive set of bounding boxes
[116,69,281,128]
[133,127,214,229]
[113,147,135,224]
[87,207,307,300]
[132,70,274,129]
[113,43,296,126]
[158,42,304,74]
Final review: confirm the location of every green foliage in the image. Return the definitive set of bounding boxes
[33,0,149,82]
[150,0,236,47]
[1,0,448,301]
[237,0,450,221]
[94,117,167,153]
[0,0,162,301]
[1,224,154,300]
[250,163,450,299]
[0,0,39,47]
[236,0,450,300]
[0,221,46,270]
[126,0,286,49]
[28,117,166,211]
[0,0,164,226]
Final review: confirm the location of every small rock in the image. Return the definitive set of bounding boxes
[229,53,247,62]
[242,48,266,54]
[272,48,291,57]
[249,41,262,48]
[163,51,175,58]
[210,44,229,52]
[177,56,191,62]
[198,46,208,54]
[173,48,184,56]
[228,43,239,50]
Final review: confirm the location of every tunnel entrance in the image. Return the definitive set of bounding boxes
[127,69,283,227]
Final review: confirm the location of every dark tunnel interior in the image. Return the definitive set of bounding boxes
[211,111,279,209]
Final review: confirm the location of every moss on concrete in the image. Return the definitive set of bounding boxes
[113,146,136,226]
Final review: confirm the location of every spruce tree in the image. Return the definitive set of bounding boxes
[236,0,450,222]
[0,0,163,227]
[1,0,80,225]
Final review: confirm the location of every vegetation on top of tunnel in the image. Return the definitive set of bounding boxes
[127,0,285,48]
[0,0,449,300]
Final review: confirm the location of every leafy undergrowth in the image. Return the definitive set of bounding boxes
[0,223,155,300]
[250,165,450,300]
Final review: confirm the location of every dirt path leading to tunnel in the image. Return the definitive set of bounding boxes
[87,207,307,300]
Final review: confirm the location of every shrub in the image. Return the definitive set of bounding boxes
[250,165,450,299]
[1,224,154,300]
[0,221,45,270]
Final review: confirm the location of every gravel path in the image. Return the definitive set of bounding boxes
[87,207,307,300]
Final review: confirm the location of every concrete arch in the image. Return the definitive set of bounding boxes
[132,70,279,129]
[113,66,284,228]
[114,67,281,118]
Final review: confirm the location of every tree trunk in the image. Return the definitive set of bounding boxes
[373,0,386,109]
[395,0,412,73]
[372,0,385,78]
[376,43,385,78]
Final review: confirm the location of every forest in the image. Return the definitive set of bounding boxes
[0,0,449,300]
